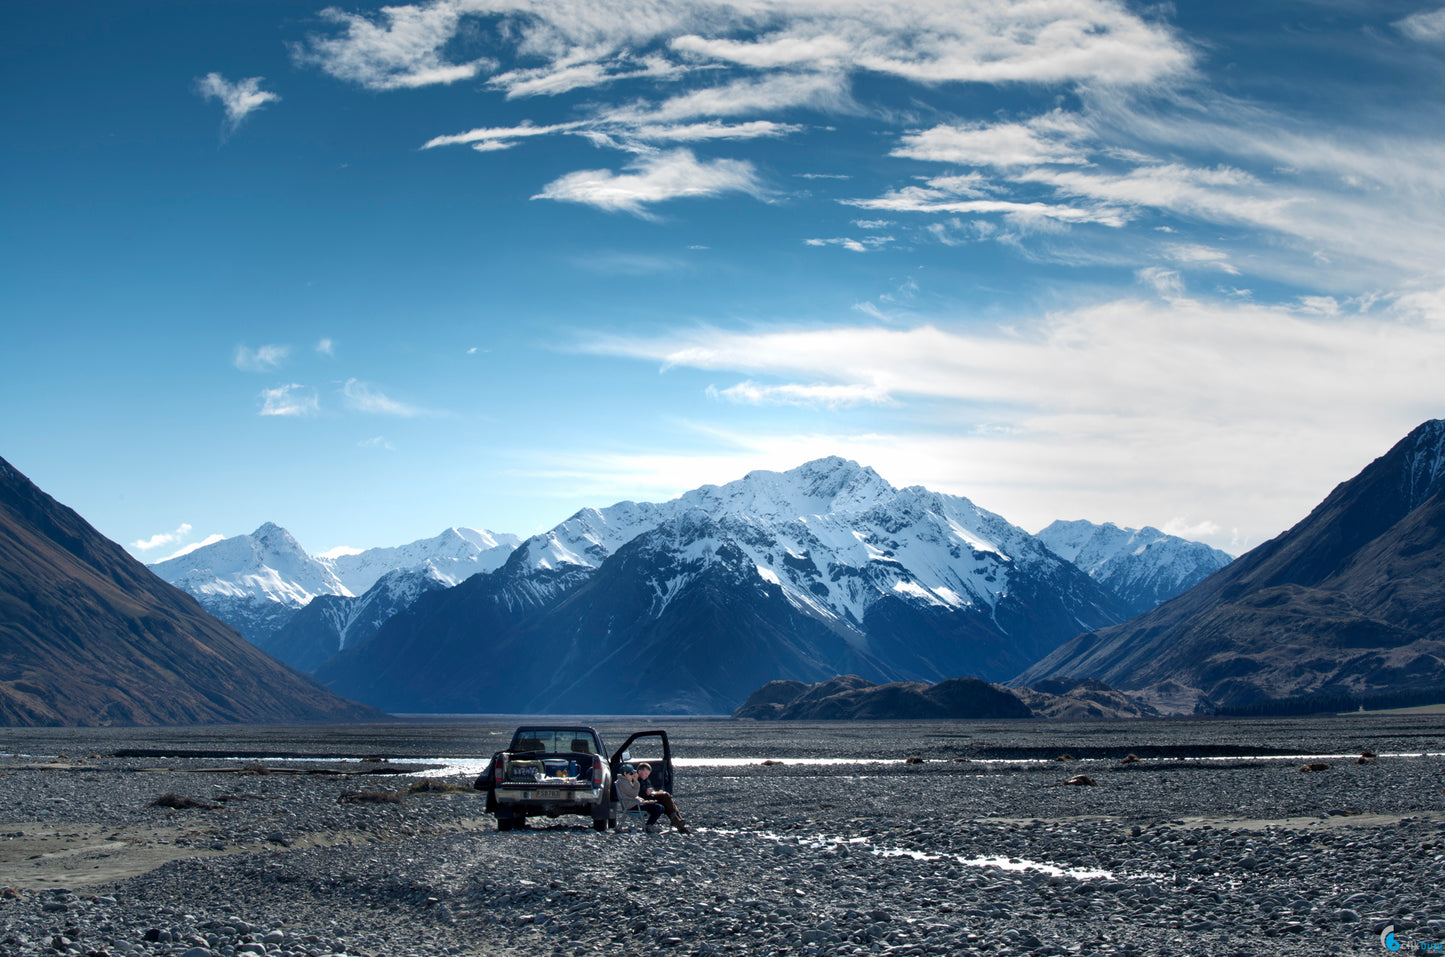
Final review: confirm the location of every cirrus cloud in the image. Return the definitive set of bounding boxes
[580,289,1445,550]
[131,523,193,552]
[234,344,290,372]
[533,148,765,216]
[259,384,319,417]
[196,73,280,133]
[341,378,425,416]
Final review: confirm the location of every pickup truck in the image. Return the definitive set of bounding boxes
[475,725,673,831]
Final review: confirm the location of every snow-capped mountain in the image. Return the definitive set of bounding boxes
[1035,520,1234,616]
[150,522,348,607]
[512,457,1109,638]
[317,458,1134,713]
[326,527,520,594]
[149,523,519,654]
[148,522,351,646]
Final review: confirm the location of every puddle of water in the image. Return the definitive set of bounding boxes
[699,827,1117,881]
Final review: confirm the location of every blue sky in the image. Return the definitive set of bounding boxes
[4,1,1445,560]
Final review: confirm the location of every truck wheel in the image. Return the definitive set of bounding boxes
[593,818,607,832]
[496,814,514,832]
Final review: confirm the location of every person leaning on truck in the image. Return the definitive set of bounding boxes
[637,762,690,834]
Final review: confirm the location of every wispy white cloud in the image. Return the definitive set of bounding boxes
[627,120,803,143]
[849,186,1125,228]
[316,338,335,356]
[892,114,1091,168]
[490,54,685,99]
[131,523,193,552]
[161,533,225,562]
[423,117,797,156]
[625,71,851,124]
[422,121,582,151]
[195,73,280,133]
[1396,7,1445,42]
[804,235,895,252]
[667,0,1191,85]
[294,0,1445,294]
[1162,243,1238,275]
[302,0,1191,95]
[293,3,492,91]
[300,0,1193,216]
[259,384,319,417]
[709,380,896,408]
[582,290,1445,549]
[359,435,397,450]
[1019,163,1290,232]
[234,344,290,372]
[342,378,423,416]
[533,148,764,216]
[1136,267,1185,298]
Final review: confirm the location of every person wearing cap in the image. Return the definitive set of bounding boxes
[615,764,666,831]
[636,762,690,833]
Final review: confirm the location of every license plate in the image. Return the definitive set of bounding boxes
[525,789,565,800]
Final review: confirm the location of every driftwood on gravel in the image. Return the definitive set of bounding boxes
[149,793,220,810]
[337,790,404,804]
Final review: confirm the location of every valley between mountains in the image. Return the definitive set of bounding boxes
[7,419,1445,726]
[148,457,1231,715]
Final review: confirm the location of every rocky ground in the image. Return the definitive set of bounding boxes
[0,713,1442,957]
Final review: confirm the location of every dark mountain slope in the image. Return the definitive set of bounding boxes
[319,511,891,714]
[313,549,592,713]
[1015,420,1445,711]
[0,456,381,726]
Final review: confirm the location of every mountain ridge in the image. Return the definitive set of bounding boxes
[318,458,1135,713]
[1015,419,1445,713]
[1035,520,1234,617]
[0,455,381,726]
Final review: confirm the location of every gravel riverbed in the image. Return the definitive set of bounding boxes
[1,713,1442,957]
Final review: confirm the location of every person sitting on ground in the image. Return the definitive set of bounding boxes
[637,761,690,834]
[615,764,665,831]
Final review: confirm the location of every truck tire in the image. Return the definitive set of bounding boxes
[593,818,608,832]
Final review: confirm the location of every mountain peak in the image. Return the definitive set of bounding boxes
[1401,417,1445,509]
[151,523,349,606]
[252,522,300,549]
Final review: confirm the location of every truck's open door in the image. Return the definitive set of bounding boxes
[612,729,674,794]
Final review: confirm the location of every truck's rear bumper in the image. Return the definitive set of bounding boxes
[495,786,603,804]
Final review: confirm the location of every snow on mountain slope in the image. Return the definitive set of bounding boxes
[151,524,521,606]
[1401,417,1445,508]
[508,457,1087,637]
[150,523,521,655]
[325,527,521,594]
[1036,519,1233,616]
[149,522,349,606]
